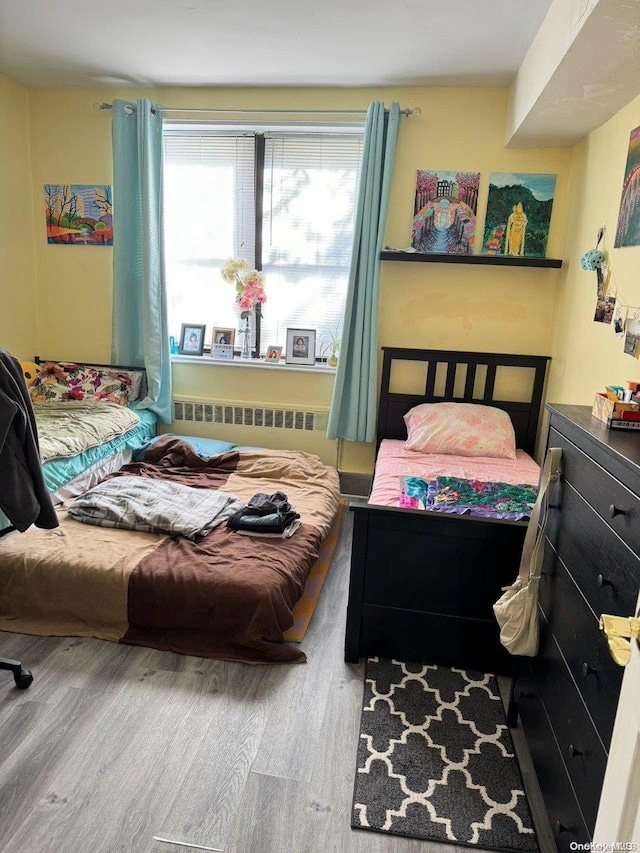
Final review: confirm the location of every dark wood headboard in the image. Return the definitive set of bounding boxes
[377,348,550,457]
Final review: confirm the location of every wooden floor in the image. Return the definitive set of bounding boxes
[0,504,555,853]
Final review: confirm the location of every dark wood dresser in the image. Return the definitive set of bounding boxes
[515,404,640,852]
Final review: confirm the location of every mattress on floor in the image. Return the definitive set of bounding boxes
[369,438,540,507]
[0,437,340,665]
[42,408,158,494]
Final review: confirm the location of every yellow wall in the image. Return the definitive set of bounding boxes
[548,91,640,406]
[0,74,38,359]
[27,86,572,470]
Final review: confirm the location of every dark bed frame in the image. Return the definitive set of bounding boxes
[344,347,550,674]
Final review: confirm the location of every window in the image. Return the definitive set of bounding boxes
[163,123,363,358]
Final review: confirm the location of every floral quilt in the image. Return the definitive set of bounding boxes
[400,475,538,521]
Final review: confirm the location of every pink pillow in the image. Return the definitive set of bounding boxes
[403,403,517,459]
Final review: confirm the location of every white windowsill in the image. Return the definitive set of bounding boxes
[171,355,337,375]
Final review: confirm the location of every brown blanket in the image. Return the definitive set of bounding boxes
[0,437,340,664]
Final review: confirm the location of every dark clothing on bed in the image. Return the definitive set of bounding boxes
[0,348,58,532]
[227,491,300,534]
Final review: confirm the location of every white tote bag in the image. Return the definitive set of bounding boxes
[493,447,562,657]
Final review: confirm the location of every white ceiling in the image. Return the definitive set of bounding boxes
[0,0,553,89]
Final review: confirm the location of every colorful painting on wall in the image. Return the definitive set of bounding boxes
[44,184,113,245]
[411,170,480,255]
[614,126,640,247]
[482,173,557,258]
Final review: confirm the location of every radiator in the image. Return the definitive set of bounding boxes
[173,398,330,432]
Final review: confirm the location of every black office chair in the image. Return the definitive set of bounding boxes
[0,658,33,689]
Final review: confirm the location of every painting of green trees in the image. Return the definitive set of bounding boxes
[481,173,556,258]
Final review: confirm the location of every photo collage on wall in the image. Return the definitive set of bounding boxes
[587,208,640,360]
[611,124,640,359]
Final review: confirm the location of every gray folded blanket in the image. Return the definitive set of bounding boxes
[68,475,244,540]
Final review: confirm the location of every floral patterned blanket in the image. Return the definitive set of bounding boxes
[400,475,538,521]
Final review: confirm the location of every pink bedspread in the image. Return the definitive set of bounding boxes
[369,439,540,507]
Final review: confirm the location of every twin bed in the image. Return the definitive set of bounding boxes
[345,347,550,674]
[1,348,549,672]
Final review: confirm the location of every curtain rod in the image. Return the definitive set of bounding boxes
[94,102,420,117]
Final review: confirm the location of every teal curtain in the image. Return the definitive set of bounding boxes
[327,102,400,443]
[112,99,172,423]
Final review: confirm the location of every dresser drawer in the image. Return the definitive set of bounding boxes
[515,666,591,851]
[540,541,624,747]
[531,616,609,832]
[546,477,640,619]
[549,427,640,554]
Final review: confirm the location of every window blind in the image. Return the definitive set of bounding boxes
[163,125,363,355]
[163,131,256,342]
[261,133,362,354]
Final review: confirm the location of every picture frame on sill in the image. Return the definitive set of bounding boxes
[264,345,282,363]
[211,343,234,361]
[212,327,235,347]
[178,323,206,356]
[285,328,316,366]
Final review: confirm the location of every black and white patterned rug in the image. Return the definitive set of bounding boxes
[351,658,538,851]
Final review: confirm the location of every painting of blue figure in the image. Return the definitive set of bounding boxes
[411,170,480,255]
[482,173,556,258]
[44,184,113,245]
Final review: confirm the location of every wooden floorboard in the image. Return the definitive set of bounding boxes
[0,501,554,853]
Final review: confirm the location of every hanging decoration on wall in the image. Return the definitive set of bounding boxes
[582,227,611,327]
[581,226,606,271]
[594,290,616,325]
[623,312,640,358]
[410,170,479,255]
[44,184,113,246]
[612,302,628,337]
[482,172,557,258]
[588,225,640,359]
[614,125,640,248]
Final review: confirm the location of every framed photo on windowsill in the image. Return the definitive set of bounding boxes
[285,328,316,366]
[264,345,282,363]
[212,327,236,347]
[178,323,206,356]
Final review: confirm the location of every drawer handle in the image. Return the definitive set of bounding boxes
[609,504,626,519]
[555,820,572,835]
[568,743,583,759]
[581,662,598,678]
[597,574,614,590]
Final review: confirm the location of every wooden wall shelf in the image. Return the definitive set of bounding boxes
[380,250,563,269]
